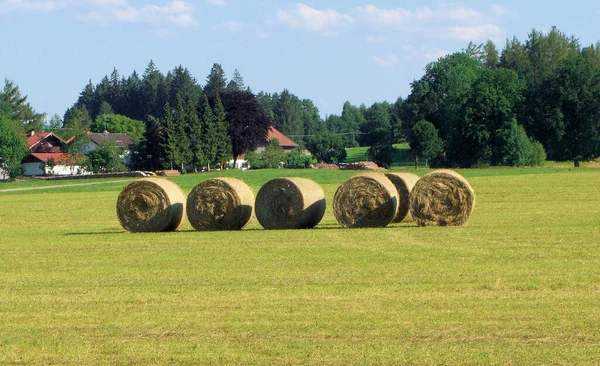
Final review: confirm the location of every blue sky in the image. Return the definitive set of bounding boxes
[1,0,599,120]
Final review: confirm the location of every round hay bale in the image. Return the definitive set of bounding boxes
[410,169,475,226]
[333,173,398,228]
[186,177,254,231]
[255,177,325,230]
[385,172,420,223]
[116,178,186,232]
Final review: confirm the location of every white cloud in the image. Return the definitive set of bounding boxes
[0,0,64,13]
[448,24,502,41]
[448,7,481,21]
[277,3,352,35]
[353,4,504,42]
[78,0,196,28]
[353,5,432,28]
[206,0,226,6]
[168,13,194,26]
[373,54,399,67]
[89,0,126,6]
[111,5,136,22]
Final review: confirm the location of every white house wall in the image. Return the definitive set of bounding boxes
[22,162,83,176]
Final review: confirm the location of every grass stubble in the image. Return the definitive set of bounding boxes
[0,167,600,364]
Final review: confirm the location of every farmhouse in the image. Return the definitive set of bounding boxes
[86,131,135,152]
[86,131,135,166]
[263,126,299,153]
[22,131,85,176]
[230,126,299,169]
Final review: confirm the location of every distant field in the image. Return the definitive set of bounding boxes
[1,167,600,364]
[345,143,414,167]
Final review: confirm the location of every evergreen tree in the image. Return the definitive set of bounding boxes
[300,98,323,146]
[188,97,205,172]
[45,114,63,132]
[212,95,232,167]
[108,67,123,112]
[200,95,217,170]
[0,79,45,132]
[256,91,275,120]
[273,89,303,137]
[204,63,227,95]
[492,119,532,166]
[173,93,192,171]
[98,101,114,117]
[124,71,144,120]
[142,60,164,119]
[135,116,164,170]
[227,69,245,91]
[169,65,202,109]
[76,80,98,120]
[161,102,178,170]
[63,104,92,129]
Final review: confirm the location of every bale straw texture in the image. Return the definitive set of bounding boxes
[333,173,398,228]
[410,169,475,226]
[255,177,325,230]
[385,172,420,223]
[186,177,254,231]
[116,178,186,232]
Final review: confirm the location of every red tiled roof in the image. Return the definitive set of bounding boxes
[27,132,69,149]
[27,132,51,148]
[29,153,80,164]
[267,127,298,148]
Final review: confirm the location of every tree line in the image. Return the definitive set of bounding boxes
[2,26,600,177]
[403,27,600,168]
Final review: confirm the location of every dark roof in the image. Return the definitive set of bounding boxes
[88,131,135,148]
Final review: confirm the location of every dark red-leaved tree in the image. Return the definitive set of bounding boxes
[217,90,271,167]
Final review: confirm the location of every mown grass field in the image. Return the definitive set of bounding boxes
[345,143,414,167]
[1,166,600,364]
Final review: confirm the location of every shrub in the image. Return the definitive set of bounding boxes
[527,140,547,166]
[286,147,311,169]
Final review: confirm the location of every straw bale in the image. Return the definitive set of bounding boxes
[333,173,398,228]
[255,177,325,230]
[116,178,186,232]
[409,169,475,226]
[385,172,420,223]
[186,177,254,231]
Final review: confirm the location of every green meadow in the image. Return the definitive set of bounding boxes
[1,165,600,364]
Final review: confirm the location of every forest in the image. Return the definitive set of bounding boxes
[1,26,600,176]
